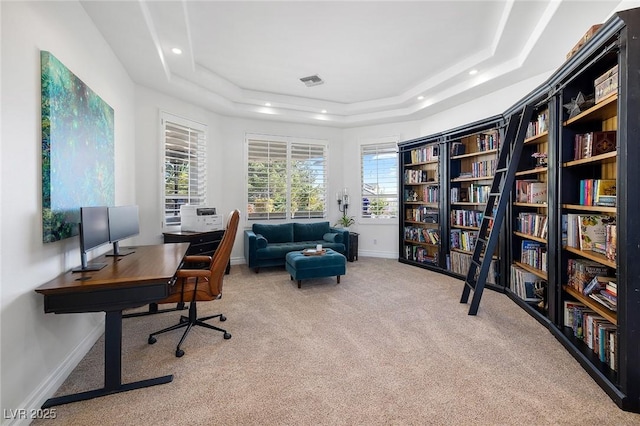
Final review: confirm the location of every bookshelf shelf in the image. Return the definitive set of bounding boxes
[561,204,616,214]
[451,175,494,182]
[563,285,617,325]
[563,151,617,167]
[564,246,616,268]
[524,131,549,145]
[404,239,438,248]
[450,148,497,160]
[514,261,548,281]
[513,202,548,208]
[563,94,618,126]
[515,167,548,177]
[513,231,547,243]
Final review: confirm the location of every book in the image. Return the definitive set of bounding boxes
[578,215,615,251]
[594,179,616,206]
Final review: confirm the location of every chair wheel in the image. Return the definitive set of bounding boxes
[179,316,188,324]
[224,332,232,340]
[176,349,185,357]
[220,315,227,322]
[148,336,157,345]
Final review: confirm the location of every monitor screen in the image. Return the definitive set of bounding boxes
[81,206,110,251]
[106,205,139,256]
[73,206,110,272]
[108,205,140,242]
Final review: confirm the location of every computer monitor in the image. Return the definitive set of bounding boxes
[106,205,139,256]
[72,206,110,272]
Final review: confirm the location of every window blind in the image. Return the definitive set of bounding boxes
[163,114,207,226]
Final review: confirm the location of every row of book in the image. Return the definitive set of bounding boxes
[578,179,616,207]
[404,226,440,245]
[515,180,547,204]
[476,131,500,152]
[511,265,545,304]
[572,130,616,161]
[404,169,436,184]
[408,145,438,164]
[520,240,547,272]
[525,109,549,139]
[448,251,497,284]
[467,184,491,203]
[404,186,439,204]
[404,244,438,265]
[451,209,483,228]
[564,301,617,371]
[469,159,496,178]
[567,258,610,293]
[405,207,438,223]
[450,229,477,252]
[515,212,548,239]
[450,187,467,203]
[563,214,616,261]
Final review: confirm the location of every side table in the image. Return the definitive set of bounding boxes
[348,232,359,262]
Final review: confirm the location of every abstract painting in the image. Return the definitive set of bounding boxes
[41,51,114,243]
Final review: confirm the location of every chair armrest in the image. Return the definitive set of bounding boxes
[329,227,350,255]
[176,268,212,279]
[183,255,213,264]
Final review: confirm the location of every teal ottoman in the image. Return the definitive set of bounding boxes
[285,248,346,288]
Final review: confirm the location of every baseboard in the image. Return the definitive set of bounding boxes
[356,249,396,259]
[5,319,104,426]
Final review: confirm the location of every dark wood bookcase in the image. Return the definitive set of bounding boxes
[397,7,640,412]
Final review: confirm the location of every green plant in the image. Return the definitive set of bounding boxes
[335,214,355,228]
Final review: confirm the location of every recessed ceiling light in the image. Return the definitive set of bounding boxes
[171,48,183,55]
[469,69,478,75]
[417,96,424,100]
[265,102,271,107]
[321,110,327,114]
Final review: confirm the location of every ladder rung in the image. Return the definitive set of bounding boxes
[471,259,481,267]
[489,192,500,197]
[495,167,508,173]
[483,216,494,221]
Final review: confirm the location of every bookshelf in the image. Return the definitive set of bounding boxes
[508,105,550,314]
[446,121,503,286]
[397,7,640,412]
[399,137,442,269]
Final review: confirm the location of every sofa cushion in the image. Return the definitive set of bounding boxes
[293,222,331,242]
[323,232,343,243]
[253,223,294,244]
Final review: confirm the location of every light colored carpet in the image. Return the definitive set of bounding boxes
[34,258,640,425]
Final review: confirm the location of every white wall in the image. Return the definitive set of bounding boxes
[0,0,136,418]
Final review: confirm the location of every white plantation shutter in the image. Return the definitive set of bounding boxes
[361,141,398,218]
[162,113,207,226]
[247,139,287,220]
[247,135,327,220]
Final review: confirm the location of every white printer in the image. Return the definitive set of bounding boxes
[180,205,223,232]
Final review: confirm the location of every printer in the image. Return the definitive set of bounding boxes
[180,205,223,232]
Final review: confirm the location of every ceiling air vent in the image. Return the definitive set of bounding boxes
[300,74,324,87]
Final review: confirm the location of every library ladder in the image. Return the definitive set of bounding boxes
[460,104,534,315]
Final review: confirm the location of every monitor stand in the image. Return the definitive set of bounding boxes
[105,242,136,257]
[72,252,108,273]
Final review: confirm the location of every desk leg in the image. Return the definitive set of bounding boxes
[42,310,173,408]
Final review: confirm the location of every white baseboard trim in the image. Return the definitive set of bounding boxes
[5,320,104,426]
[356,250,396,259]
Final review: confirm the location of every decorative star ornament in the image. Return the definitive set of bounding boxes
[564,92,586,119]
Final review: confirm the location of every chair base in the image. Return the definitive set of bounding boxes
[148,302,231,357]
[123,302,188,318]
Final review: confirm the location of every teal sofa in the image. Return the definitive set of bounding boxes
[244,222,349,272]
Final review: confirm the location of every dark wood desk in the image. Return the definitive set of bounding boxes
[35,243,190,408]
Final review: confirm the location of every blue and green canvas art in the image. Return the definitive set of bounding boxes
[41,51,114,243]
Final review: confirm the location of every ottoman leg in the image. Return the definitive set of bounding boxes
[337,275,341,284]
[298,280,302,289]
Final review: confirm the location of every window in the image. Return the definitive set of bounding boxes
[361,139,398,219]
[247,135,327,220]
[162,113,207,226]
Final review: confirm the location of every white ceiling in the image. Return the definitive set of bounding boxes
[80,0,628,128]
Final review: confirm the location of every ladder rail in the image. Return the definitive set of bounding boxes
[460,104,534,315]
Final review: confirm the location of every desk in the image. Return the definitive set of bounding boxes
[35,243,190,408]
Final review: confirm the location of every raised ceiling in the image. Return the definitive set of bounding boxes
[80,1,626,128]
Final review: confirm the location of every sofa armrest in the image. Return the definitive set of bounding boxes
[329,227,350,256]
[244,230,259,268]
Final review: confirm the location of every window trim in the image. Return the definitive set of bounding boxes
[359,136,399,224]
